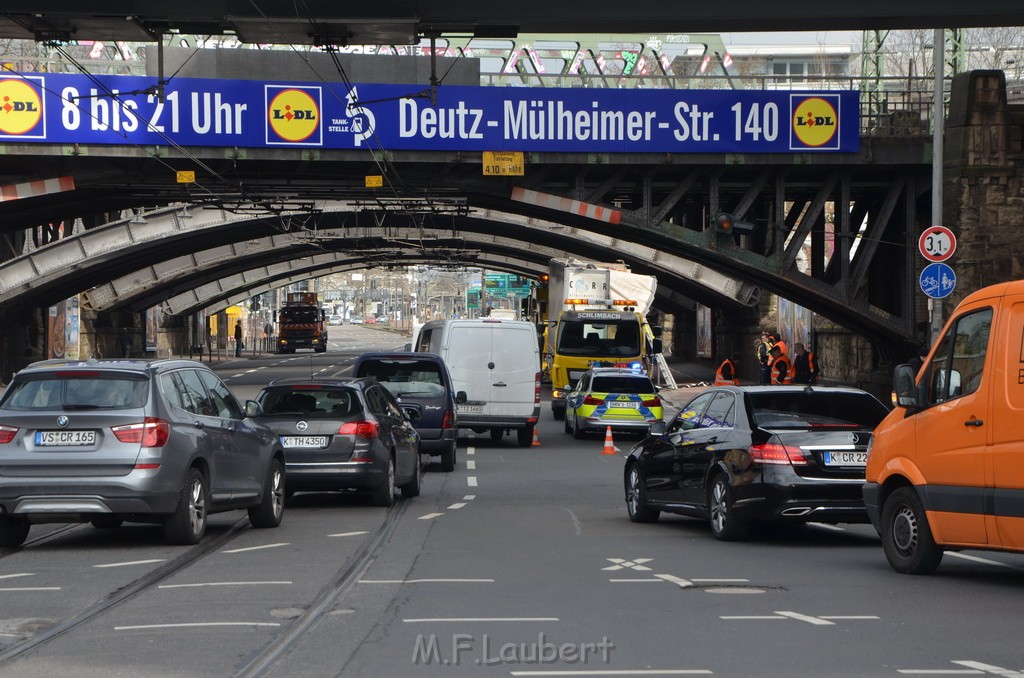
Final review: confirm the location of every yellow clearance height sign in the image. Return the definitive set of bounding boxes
[0,78,43,135]
[483,151,524,176]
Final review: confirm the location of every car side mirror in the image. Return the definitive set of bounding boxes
[649,421,666,436]
[652,338,663,354]
[456,391,468,404]
[244,400,263,417]
[892,364,918,408]
[563,384,571,391]
[403,343,412,351]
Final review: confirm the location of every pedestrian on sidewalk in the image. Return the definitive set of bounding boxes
[791,342,819,384]
[118,327,132,358]
[756,332,772,384]
[769,344,792,385]
[714,353,741,386]
[234,320,243,357]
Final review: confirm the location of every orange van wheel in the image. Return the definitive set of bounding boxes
[880,487,944,574]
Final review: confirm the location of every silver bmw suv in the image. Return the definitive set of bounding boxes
[0,358,284,547]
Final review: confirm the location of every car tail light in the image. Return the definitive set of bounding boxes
[134,463,161,470]
[534,372,541,405]
[0,425,18,444]
[442,410,455,430]
[749,442,808,466]
[112,418,170,448]
[642,396,661,407]
[582,395,603,406]
[338,421,379,438]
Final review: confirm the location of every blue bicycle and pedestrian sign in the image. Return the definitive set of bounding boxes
[920,262,957,299]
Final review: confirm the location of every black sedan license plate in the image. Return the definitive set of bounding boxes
[281,436,328,449]
[824,451,867,466]
[35,430,96,446]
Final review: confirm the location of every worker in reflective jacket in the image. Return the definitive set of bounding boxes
[714,353,741,386]
[769,345,793,384]
[790,342,820,384]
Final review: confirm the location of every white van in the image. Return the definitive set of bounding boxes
[415,319,541,447]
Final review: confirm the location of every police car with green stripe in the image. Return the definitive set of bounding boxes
[564,366,663,439]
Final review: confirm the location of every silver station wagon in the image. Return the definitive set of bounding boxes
[0,359,285,547]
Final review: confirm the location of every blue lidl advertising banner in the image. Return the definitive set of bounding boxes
[0,73,859,153]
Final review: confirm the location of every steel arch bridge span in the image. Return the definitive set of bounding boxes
[147,237,703,318]
[3,202,759,314]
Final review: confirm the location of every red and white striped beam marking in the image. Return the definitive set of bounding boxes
[0,176,76,203]
[511,187,621,225]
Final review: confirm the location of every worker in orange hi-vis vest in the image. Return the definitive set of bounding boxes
[768,344,793,385]
[714,353,742,386]
[790,342,820,385]
[771,333,788,360]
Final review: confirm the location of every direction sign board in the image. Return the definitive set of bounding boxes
[918,226,957,262]
[920,262,957,299]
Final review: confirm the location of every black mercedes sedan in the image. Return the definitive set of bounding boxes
[623,385,890,540]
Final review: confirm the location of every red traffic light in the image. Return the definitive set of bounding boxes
[715,213,755,234]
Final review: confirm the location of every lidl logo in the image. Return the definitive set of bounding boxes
[790,95,840,150]
[266,86,322,145]
[0,77,44,137]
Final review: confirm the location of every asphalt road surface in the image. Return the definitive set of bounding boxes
[2,325,1024,677]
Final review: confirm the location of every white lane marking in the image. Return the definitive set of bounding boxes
[0,573,34,580]
[946,552,1017,568]
[158,581,292,589]
[360,579,495,584]
[603,558,653,571]
[328,531,369,538]
[705,587,765,594]
[953,660,1024,675]
[463,495,476,501]
[820,616,879,620]
[403,617,559,623]
[609,578,663,582]
[721,616,787,620]
[447,502,467,510]
[222,543,290,554]
[467,476,478,487]
[115,622,281,631]
[0,587,61,592]
[418,512,445,520]
[692,578,749,583]
[94,558,167,569]
[467,460,477,470]
[510,671,712,676]
[655,573,693,588]
[245,369,259,374]
[467,447,475,455]
[897,671,984,675]
[231,373,245,378]
[774,611,834,625]
[807,522,846,532]
[566,508,582,536]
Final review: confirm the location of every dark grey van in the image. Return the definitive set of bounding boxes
[352,353,465,471]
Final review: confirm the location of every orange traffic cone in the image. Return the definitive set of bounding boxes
[601,426,618,455]
[531,426,541,447]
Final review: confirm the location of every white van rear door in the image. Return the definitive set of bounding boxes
[489,324,539,417]
[446,324,494,414]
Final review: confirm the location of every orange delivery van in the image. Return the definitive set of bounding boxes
[864,280,1024,574]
